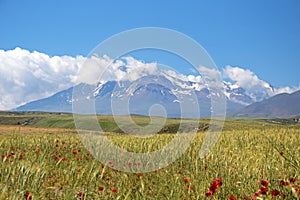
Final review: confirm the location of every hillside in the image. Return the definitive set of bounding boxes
[233,90,300,118]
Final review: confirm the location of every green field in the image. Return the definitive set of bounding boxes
[0,112,299,199]
[1,111,298,131]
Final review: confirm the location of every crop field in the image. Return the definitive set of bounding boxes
[0,113,299,199]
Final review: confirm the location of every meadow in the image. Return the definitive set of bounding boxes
[0,112,299,199]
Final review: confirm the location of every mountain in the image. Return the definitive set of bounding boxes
[232,90,300,118]
[15,71,270,118]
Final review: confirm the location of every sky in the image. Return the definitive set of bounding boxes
[0,0,300,109]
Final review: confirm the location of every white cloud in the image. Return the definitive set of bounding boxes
[121,57,158,81]
[0,47,85,110]
[199,65,221,80]
[73,54,115,84]
[223,65,300,101]
[187,75,202,83]
[273,86,300,95]
[74,55,159,84]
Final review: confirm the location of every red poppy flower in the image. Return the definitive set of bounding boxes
[228,195,236,200]
[271,189,280,197]
[259,180,269,187]
[253,191,261,199]
[289,178,297,184]
[77,191,84,199]
[98,186,104,191]
[205,191,213,197]
[214,177,222,187]
[112,189,118,193]
[183,178,189,183]
[259,187,268,195]
[278,180,289,186]
[108,161,114,167]
[209,184,217,193]
[24,191,32,199]
[206,177,222,196]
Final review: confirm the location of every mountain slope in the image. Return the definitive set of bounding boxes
[16,87,74,113]
[232,90,300,118]
[16,69,279,118]
[16,77,250,118]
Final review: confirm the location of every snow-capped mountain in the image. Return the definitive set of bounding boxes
[15,69,274,117]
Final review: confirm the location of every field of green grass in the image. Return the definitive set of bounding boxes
[1,111,298,131]
[0,112,299,199]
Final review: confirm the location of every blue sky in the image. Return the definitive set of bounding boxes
[0,1,299,89]
[0,0,300,109]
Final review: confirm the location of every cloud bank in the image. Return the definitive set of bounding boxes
[0,47,299,110]
[0,48,84,110]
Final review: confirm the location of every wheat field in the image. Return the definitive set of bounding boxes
[0,120,299,199]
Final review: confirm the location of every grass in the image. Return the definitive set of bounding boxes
[1,111,298,131]
[0,116,299,199]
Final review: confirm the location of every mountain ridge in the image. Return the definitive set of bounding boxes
[15,69,296,118]
[15,76,250,117]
